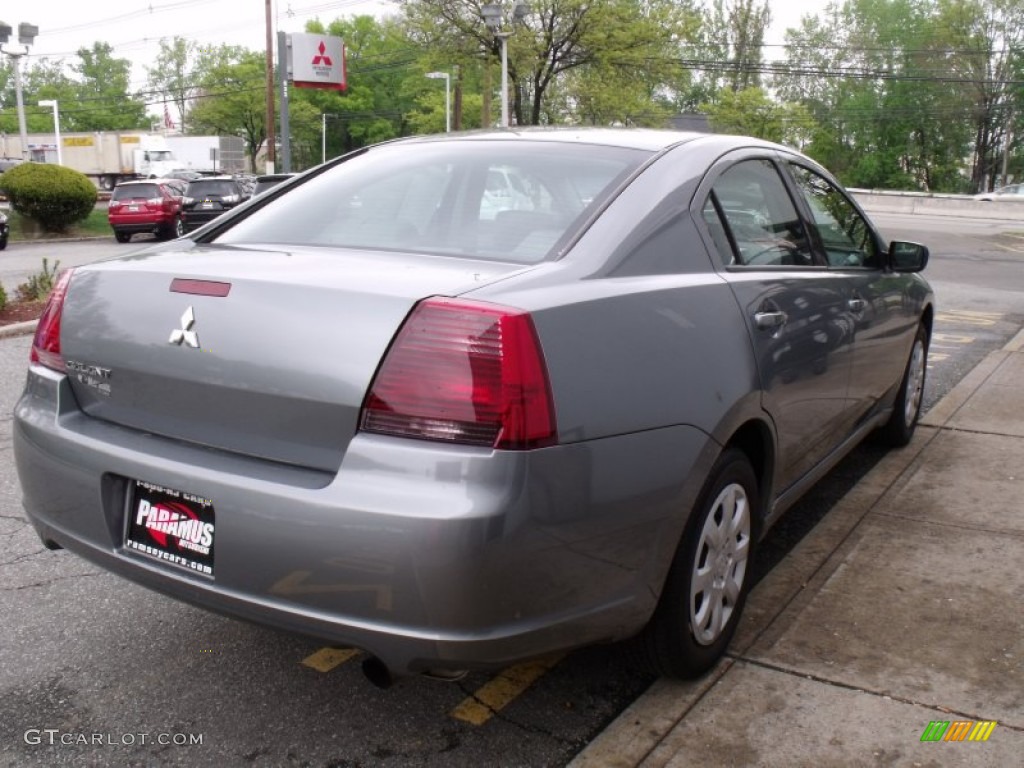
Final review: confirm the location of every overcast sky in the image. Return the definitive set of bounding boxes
[19,0,832,95]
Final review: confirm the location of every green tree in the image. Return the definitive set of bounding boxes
[775,0,1003,192]
[702,86,815,146]
[146,37,201,132]
[400,0,692,126]
[70,43,149,131]
[188,49,267,170]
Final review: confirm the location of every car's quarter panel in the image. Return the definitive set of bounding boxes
[14,364,711,673]
[57,244,527,472]
[499,275,760,444]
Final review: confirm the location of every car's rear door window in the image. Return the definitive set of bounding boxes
[702,159,814,267]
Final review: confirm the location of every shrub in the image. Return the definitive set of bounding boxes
[0,163,97,233]
[17,258,61,302]
[0,281,6,312]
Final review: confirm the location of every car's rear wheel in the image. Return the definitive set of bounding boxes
[114,230,132,243]
[635,448,757,678]
[878,322,928,446]
[173,217,185,238]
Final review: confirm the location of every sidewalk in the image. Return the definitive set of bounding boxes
[572,330,1024,766]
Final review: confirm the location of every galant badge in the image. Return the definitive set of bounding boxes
[169,306,200,348]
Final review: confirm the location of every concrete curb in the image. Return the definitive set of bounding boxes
[0,319,37,340]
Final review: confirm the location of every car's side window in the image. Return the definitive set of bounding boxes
[788,164,878,268]
[703,159,814,268]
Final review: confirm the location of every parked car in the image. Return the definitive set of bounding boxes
[252,173,296,196]
[974,183,1024,201]
[180,176,251,232]
[107,178,188,243]
[0,209,8,250]
[14,130,932,685]
[0,156,23,174]
[165,169,203,182]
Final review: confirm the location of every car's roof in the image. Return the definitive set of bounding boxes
[387,127,770,154]
[115,178,174,186]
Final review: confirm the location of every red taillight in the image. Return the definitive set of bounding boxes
[30,269,74,372]
[360,297,557,450]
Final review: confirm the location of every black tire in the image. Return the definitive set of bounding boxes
[878,323,928,447]
[114,230,132,243]
[635,448,758,679]
[0,236,7,251]
[173,217,185,238]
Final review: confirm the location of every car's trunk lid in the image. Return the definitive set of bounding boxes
[59,243,527,471]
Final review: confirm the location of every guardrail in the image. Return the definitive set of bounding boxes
[851,189,1024,220]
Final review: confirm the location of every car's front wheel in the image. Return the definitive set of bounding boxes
[636,448,758,678]
[878,322,929,446]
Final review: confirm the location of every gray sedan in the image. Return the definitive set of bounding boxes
[14,129,932,685]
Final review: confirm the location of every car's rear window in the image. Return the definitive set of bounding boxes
[214,141,648,263]
[187,180,239,197]
[113,184,161,200]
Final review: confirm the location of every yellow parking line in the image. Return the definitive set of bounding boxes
[301,647,360,672]
[990,241,1024,253]
[931,333,975,345]
[451,654,565,725]
[936,310,1002,327]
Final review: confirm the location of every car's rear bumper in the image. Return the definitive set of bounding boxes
[14,365,713,674]
[181,211,229,231]
[108,216,176,234]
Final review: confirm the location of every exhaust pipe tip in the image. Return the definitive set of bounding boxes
[420,668,468,682]
[361,656,393,689]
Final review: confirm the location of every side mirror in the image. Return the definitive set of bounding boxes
[888,241,929,272]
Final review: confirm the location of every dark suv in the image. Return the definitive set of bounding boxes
[108,179,187,243]
[181,176,251,233]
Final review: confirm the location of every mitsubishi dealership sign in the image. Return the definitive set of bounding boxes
[289,33,346,91]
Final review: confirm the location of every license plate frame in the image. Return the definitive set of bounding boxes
[124,480,216,577]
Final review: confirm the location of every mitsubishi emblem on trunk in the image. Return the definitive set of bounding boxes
[169,306,200,348]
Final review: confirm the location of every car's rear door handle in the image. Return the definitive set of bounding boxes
[754,310,788,330]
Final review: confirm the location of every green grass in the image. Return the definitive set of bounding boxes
[6,208,110,241]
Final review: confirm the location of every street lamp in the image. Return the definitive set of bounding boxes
[425,72,451,133]
[0,22,39,161]
[321,113,339,165]
[38,99,62,165]
[481,2,528,128]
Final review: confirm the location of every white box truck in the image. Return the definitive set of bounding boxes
[0,132,180,189]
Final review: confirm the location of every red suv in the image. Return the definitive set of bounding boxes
[108,179,187,243]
